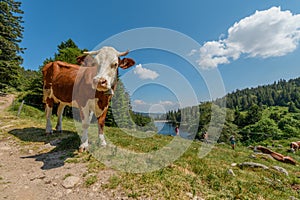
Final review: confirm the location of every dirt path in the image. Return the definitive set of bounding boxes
[0,93,14,112]
[0,94,127,200]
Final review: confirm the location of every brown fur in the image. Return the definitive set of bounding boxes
[290,141,300,151]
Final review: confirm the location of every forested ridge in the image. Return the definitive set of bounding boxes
[167,77,300,144]
[218,78,300,110]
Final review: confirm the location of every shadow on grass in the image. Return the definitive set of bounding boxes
[8,127,81,170]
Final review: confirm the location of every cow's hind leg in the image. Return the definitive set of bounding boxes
[55,103,65,133]
[79,107,90,152]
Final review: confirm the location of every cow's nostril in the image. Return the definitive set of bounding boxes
[100,79,107,85]
[93,78,107,89]
[98,78,107,86]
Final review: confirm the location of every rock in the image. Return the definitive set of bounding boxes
[66,189,73,194]
[62,176,80,189]
[254,153,274,160]
[239,162,269,170]
[228,169,236,176]
[30,174,46,181]
[249,154,256,159]
[44,178,52,184]
[28,149,33,154]
[272,166,289,176]
[38,174,46,179]
[231,163,237,167]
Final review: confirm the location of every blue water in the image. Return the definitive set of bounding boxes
[154,121,192,139]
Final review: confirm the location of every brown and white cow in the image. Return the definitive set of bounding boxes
[42,46,135,151]
[290,141,300,152]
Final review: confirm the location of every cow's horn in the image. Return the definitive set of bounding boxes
[119,50,129,57]
[84,50,101,55]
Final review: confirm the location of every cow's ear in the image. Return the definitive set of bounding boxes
[119,58,135,69]
[76,54,88,65]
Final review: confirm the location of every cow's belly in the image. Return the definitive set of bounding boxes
[47,88,105,117]
[58,97,105,118]
[53,94,79,108]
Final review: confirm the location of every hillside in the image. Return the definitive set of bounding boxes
[166,77,300,143]
[1,101,300,199]
[218,77,300,110]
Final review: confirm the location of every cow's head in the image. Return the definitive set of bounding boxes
[84,46,135,93]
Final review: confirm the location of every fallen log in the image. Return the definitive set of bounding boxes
[255,146,296,165]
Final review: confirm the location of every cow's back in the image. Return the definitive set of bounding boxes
[42,61,81,104]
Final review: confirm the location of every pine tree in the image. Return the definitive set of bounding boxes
[110,79,134,128]
[0,0,24,91]
[54,39,83,64]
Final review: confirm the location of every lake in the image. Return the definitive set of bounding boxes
[154,121,194,139]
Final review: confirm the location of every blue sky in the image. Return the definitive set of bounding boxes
[20,0,300,113]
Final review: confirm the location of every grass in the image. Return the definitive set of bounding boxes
[102,175,121,189]
[2,103,300,199]
[85,175,98,187]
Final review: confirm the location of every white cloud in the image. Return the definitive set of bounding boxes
[159,100,176,106]
[133,99,147,105]
[133,64,159,80]
[188,49,197,56]
[197,7,300,69]
[132,99,179,113]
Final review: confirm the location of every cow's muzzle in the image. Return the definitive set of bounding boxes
[93,77,109,91]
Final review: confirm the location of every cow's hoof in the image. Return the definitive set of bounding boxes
[54,130,63,134]
[45,131,53,135]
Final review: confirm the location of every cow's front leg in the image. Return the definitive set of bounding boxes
[55,103,65,133]
[97,113,107,146]
[79,107,90,152]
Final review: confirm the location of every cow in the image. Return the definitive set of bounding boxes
[42,46,135,152]
[290,141,300,152]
